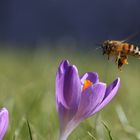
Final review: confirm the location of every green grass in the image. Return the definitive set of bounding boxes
[0,45,140,140]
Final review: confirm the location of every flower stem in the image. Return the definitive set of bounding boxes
[59,121,80,140]
[59,132,68,140]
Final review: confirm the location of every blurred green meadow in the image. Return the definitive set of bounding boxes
[0,44,140,140]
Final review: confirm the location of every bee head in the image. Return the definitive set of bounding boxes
[102,40,111,55]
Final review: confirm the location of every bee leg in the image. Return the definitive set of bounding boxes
[115,57,118,64]
[115,53,121,64]
[118,58,123,71]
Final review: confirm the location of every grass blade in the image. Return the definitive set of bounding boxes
[26,120,33,140]
[87,131,97,140]
[116,104,140,139]
[102,121,113,140]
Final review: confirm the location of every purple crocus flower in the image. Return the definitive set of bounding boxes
[56,60,120,140]
[0,108,9,140]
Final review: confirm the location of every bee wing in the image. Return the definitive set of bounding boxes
[121,31,139,43]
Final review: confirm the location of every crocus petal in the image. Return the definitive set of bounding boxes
[0,108,9,140]
[74,82,106,121]
[56,60,70,110]
[92,78,120,115]
[62,65,81,109]
[56,60,81,110]
[104,78,120,99]
[56,60,81,133]
[81,72,99,85]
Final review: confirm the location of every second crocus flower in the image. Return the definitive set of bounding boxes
[0,108,9,140]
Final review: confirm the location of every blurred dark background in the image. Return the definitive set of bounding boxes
[1,0,140,46]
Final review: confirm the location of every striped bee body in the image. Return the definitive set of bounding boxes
[102,40,140,70]
[128,45,140,57]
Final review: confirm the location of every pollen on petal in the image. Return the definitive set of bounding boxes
[82,80,93,91]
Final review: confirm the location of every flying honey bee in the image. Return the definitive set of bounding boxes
[101,39,140,70]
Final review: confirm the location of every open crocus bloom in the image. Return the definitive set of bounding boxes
[0,108,9,140]
[56,60,120,140]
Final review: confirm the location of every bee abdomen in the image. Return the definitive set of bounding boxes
[129,45,140,57]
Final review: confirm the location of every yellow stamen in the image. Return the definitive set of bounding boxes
[82,80,93,91]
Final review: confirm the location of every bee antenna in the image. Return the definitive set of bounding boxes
[93,43,102,50]
[96,46,102,50]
